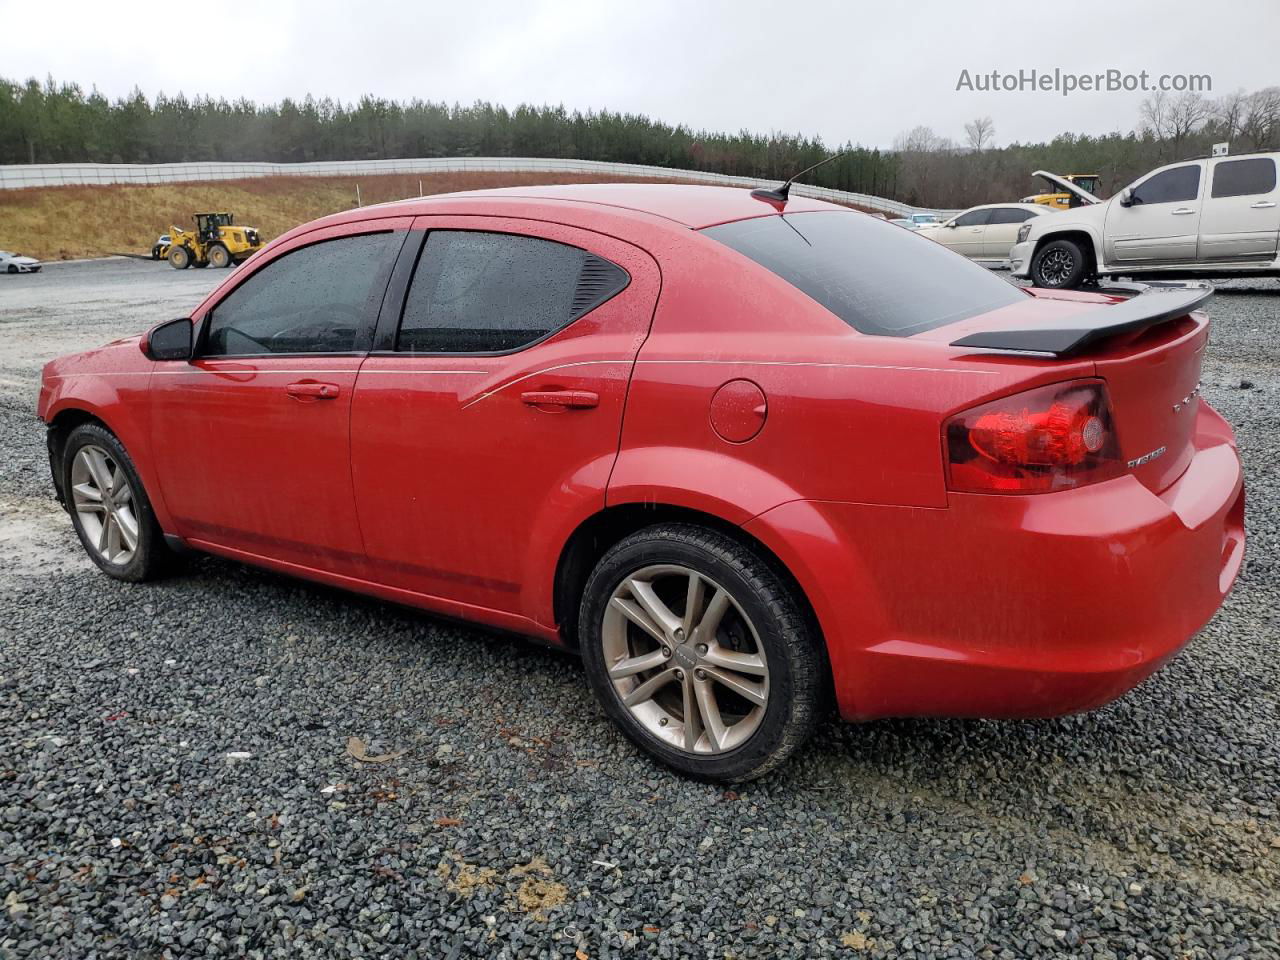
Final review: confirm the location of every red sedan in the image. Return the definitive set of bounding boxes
[38,184,1245,781]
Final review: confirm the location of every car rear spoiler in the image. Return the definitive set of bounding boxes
[950,282,1213,357]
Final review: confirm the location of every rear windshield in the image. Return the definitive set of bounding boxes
[702,210,1027,337]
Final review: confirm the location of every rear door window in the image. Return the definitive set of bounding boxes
[1210,157,1277,198]
[396,231,628,353]
[703,211,1026,337]
[988,208,1036,224]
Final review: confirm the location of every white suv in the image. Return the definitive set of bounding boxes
[1010,153,1280,288]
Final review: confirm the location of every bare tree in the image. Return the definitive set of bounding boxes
[1212,89,1248,142]
[1166,92,1210,153]
[964,116,995,151]
[893,125,946,154]
[1240,87,1280,150]
[1142,91,1210,156]
[1139,90,1170,138]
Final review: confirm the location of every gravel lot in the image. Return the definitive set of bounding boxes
[1,260,1277,959]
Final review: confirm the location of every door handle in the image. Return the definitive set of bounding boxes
[520,389,599,409]
[286,381,340,400]
[1171,207,1196,215]
[1250,200,1277,209]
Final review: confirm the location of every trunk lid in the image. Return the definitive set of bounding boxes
[1091,311,1206,493]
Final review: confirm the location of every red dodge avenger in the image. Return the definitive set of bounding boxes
[39,184,1244,780]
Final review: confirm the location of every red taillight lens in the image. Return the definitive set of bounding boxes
[945,380,1122,494]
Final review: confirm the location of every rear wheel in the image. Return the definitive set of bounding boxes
[168,246,191,270]
[1031,238,1088,289]
[579,523,824,782]
[63,423,174,582]
[207,244,231,268]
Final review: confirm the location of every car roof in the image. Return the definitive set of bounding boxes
[958,203,1052,214]
[352,182,845,230]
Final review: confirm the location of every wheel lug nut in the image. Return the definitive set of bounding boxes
[696,643,708,655]
[675,669,685,681]
[662,646,671,658]
[674,628,685,641]
[695,668,707,682]
[659,717,668,726]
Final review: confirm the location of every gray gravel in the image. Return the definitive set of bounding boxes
[1,261,1278,959]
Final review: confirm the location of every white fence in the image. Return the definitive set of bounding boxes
[0,157,951,217]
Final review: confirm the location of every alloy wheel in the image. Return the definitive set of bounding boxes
[602,563,770,755]
[1039,247,1075,286]
[70,444,140,565]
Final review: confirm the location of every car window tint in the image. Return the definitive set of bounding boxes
[954,209,991,227]
[1211,157,1277,198]
[703,211,1026,337]
[1131,165,1201,205]
[203,232,398,356]
[988,208,1035,224]
[397,231,628,353]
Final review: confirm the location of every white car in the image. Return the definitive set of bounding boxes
[915,203,1055,265]
[907,212,942,230]
[1011,152,1280,288]
[888,218,915,229]
[0,250,42,274]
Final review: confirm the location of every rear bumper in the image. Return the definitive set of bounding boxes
[745,402,1244,721]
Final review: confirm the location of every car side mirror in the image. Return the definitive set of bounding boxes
[944,222,957,229]
[142,317,193,361]
[1119,188,1135,208]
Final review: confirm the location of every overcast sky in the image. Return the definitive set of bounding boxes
[2,0,1276,149]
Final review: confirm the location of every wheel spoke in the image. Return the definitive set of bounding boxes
[112,482,133,506]
[681,676,702,751]
[607,648,668,680]
[704,667,768,707]
[694,588,731,642]
[702,645,767,677]
[74,499,107,516]
[116,510,139,552]
[98,514,113,555]
[694,680,727,750]
[72,481,103,503]
[681,572,705,636]
[621,667,679,707]
[626,578,682,638]
[84,448,114,497]
[610,596,666,645]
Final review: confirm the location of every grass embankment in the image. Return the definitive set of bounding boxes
[0,171,875,262]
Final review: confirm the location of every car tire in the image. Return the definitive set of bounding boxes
[579,523,825,782]
[1031,238,1088,289]
[62,423,175,583]
[208,244,231,269]
[168,246,191,270]
[6,265,16,274]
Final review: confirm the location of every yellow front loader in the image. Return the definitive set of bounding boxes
[166,213,265,270]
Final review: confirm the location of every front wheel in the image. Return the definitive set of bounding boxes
[1031,238,1089,289]
[168,246,191,270]
[579,524,825,782]
[207,244,231,268]
[63,423,174,582]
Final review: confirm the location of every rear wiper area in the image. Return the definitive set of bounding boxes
[950,282,1213,358]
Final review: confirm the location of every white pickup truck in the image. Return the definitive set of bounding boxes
[1010,152,1280,288]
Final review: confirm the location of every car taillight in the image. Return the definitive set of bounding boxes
[945,379,1123,494]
